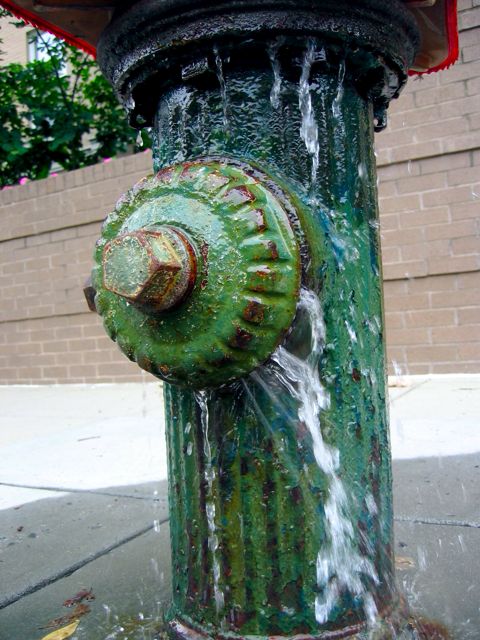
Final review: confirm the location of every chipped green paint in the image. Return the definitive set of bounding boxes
[92,160,301,388]
[158,61,410,638]
[92,7,419,636]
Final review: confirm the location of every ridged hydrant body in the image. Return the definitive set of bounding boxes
[90,1,428,637]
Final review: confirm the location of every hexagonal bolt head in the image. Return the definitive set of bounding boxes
[102,226,197,314]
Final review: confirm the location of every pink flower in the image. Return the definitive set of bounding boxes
[50,172,59,178]
[102,157,112,163]
[19,177,28,185]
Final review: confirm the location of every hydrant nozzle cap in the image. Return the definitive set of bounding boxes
[102,226,196,313]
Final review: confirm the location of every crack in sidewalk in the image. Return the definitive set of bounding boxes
[0,481,169,503]
[395,514,480,529]
[0,518,169,611]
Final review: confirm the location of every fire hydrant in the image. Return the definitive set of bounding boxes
[1,0,459,638]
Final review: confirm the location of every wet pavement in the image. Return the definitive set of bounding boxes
[0,376,479,639]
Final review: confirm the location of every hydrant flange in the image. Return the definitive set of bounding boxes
[92,159,301,388]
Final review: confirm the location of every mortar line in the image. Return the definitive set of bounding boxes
[0,219,104,246]
[0,310,94,326]
[394,515,480,529]
[383,266,480,284]
[0,481,169,503]
[0,518,169,612]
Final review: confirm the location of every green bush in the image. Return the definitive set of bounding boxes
[0,23,149,188]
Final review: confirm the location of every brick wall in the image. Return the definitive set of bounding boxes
[0,154,153,383]
[377,0,480,374]
[0,2,479,383]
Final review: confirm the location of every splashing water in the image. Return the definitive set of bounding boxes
[268,40,283,109]
[268,289,379,626]
[299,41,320,185]
[195,390,225,615]
[214,46,229,132]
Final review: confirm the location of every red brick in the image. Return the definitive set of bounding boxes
[404,309,456,328]
[383,261,427,280]
[426,219,477,240]
[452,236,480,255]
[422,186,473,208]
[431,288,480,308]
[385,293,430,312]
[458,307,480,325]
[431,324,480,343]
[406,345,458,363]
[387,328,430,346]
[428,255,479,276]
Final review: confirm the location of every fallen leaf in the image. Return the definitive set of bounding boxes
[40,619,79,639]
[63,588,95,608]
[395,555,415,570]
[40,603,91,629]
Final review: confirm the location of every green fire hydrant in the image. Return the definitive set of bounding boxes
[0,0,458,636]
[86,1,442,638]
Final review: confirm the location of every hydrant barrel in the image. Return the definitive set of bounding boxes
[93,0,429,638]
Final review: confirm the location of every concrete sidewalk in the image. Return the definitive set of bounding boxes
[0,376,479,639]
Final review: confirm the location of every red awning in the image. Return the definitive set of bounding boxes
[0,0,458,74]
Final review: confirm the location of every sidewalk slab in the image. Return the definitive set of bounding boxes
[394,519,479,640]
[390,375,480,460]
[0,482,168,613]
[0,524,172,640]
[393,453,480,524]
[0,377,479,640]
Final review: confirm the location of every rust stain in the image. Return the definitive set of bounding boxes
[243,299,265,324]
[200,242,209,290]
[229,326,253,349]
[412,617,451,640]
[351,367,361,382]
[156,167,176,183]
[267,240,279,260]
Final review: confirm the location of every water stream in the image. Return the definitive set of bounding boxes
[255,289,379,626]
[194,390,225,615]
[268,40,283,110]
[214,46,229,133]
[299,41,320,186]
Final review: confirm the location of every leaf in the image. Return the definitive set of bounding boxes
[395,555,415,570]
[40,619,79,640]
